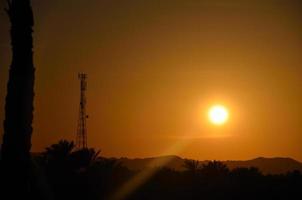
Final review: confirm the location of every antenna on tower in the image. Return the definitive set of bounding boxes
[76,73,88,149]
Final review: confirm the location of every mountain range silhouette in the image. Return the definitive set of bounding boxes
[118,156,302,174]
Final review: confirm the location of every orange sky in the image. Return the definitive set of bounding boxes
[1,0,302,161]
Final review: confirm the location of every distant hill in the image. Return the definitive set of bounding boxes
[117,156,302,174]
[119,155,185,171]
[225,157,302,174]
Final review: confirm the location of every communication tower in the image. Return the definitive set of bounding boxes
[76,73,88,149]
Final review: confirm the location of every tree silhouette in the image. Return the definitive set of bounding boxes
[43,140,75,170]
[200,161,229,178]
[1,0,35,197]
[70,148,100,170]
[183,159,200,172]
[44,140,75,159]
[231,167,262,179]
[41,140,103,200]
[43,140,101,172]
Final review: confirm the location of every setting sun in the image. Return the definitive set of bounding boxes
[208,105,229,125]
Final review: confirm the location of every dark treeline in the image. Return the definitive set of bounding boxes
[10,140,300,200]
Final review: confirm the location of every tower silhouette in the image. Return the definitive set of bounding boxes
[76,73,88,149]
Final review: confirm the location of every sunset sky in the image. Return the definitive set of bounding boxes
[1,0,302,161]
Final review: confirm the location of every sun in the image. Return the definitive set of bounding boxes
[208,105,229,125]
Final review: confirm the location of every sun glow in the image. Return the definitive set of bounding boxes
[208,105,229,125]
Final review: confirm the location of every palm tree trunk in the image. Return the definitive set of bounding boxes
[1,0,35,197]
